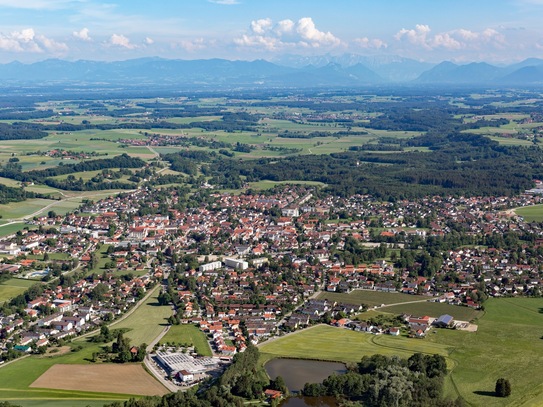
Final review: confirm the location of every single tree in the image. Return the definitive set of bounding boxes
[495,378,511,397]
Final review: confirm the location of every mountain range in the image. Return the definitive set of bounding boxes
[2,55,543,87]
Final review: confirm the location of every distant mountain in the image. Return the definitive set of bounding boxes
[1,56,543,88]
[415,61,504,84]
[272,53,434,81]
[413,58,543,85]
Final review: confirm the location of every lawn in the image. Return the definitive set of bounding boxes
[317,289,420,307]
[258,324,452,365]
[159,324,213,356]
[515,204,543,222]
[110,285,172,346]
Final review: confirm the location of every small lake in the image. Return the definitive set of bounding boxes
[279,396,339,407]
[265,358,346,393]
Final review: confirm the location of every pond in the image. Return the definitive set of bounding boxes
[265,358,346,393]
[279,395,340,407]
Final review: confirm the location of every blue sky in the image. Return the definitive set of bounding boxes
[0,0,542,63]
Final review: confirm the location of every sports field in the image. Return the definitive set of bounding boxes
[30,364,168,396]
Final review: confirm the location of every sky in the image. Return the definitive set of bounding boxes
[1,0,543,64]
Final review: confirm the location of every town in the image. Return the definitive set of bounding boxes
[1,180,542,385]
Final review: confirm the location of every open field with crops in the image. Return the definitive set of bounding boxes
[30,363,168,396]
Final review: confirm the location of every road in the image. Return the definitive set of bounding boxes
[143,324,179,393]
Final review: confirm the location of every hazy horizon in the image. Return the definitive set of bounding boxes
[0,0,542,64]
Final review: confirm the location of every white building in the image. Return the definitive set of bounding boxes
[224,258,249,270]
[199,261,223,273]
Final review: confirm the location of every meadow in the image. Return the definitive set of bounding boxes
[260,297,543,407]
[0,278,36,303]
[259,324,452,364]
[515,204,543,222]
[110,285,173,346]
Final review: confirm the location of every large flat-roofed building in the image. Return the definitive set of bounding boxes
[224,258,248,270]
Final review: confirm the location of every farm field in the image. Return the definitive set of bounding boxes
[110,285,172,346]
[0,222,34,237]
[160,324,213,356]
[515,204,543,222]
[30,363,168,396]
[0,198,82,220]
[317,289,422,307]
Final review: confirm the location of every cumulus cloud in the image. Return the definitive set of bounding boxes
[251,18,273,35]
[73,27,91,41]
[0,28,67,53]
[395,24,506,50]
[144,37,154,45]
[296,17,340,47]
[108,34,136,49]
[354,37,387,49]
[235,17,341,51]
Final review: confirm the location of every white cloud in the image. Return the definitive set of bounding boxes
[275,19,295,35]
[0,28,67,54]
[395,24,432,49]
[395,25,506,51]
[144,37,154,45]
[0,0,79,9]
[176,38,211,52]
[108,34,137,49]
[354,37,387,49]
[296,17,340,47]
[235,17,341,52]
[73,27,91,41]
[251,18,273,35]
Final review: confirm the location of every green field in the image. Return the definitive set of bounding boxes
[515,204,543,222]
[110,285,172,346]
[0,278,36,303]
[317,289,422,307]
[259,324,452,364]
[261,297,543,406]
[0,198,82,220]
[0,222,34,237]
[159,324,213,356]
